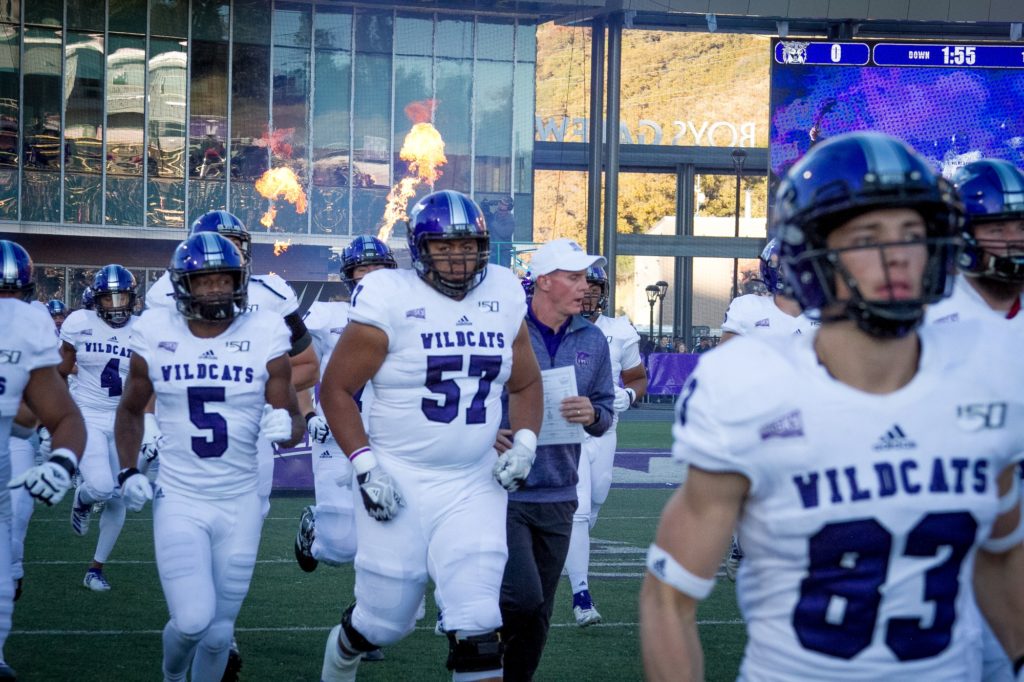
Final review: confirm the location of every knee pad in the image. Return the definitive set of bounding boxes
[197,620,233,652]
[446,630,503,674]
[338,603,380,655]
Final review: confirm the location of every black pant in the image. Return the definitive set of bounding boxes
[500,499,576,682]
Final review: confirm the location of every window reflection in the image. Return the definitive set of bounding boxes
[231,43,269,182]
[188,41,228,181]
[107,36,146,176]
[271,44,310,233]
[23,28,61,171]
[147,38,187,227]
[312,7,351,234]
[192,0,229,42]
[474,61,513,193]
[0,24,18,218]
[65,32,105,224]
[434,58,471,191]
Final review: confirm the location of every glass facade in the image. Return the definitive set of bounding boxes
[4,1,537,240]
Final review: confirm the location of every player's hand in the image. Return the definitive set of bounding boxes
[140,413,161,463]
[36,426,52,460]
[306,414,331,443]
[118,467,153,512]
[493,430,537,492]
[260,405,293,444]
[613,386,636,413]
[494,428,514,454]
[9,451,76,506]
[349,448,403,521]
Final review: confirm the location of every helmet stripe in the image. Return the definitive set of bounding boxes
[992,161,1024,211]
[446,190,469,226]
[202,231,226,264]
[1,241,14,283]
[861,136,907,184]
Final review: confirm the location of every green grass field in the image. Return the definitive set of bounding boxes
[10,413,746,681]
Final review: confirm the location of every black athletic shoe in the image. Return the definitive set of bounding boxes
[294,505,318,573]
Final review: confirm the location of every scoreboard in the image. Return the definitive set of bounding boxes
[775,40,1024,68]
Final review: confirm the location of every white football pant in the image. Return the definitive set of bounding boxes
[565,422,617,594]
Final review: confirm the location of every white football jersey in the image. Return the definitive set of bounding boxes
[60,309,136,429]
[674,323,1024,681]
[305,300,373,432]
[721,293,819,337]
[146,270,299,317]
[0,300,61,451]
[130,307,290,499]
[925,273,1024,329]
[594,314,643,380]
[348,266,527,469]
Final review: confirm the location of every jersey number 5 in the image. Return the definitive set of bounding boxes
[187,386,228,458]
[422,354,501,424]
[792,511,976,661]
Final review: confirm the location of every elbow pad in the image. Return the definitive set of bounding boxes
[284,313,312,356]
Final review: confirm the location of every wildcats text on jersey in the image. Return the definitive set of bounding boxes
[420,330,506,350]
[159,363,255,383]
[81,341,133,358]
[791,455,990,510]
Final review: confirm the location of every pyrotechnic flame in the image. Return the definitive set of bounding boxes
[273,239,292,256]
[376,121,447,242]
[256,167,308,229]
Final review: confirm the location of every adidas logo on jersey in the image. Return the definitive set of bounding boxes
[456,315,473,326]
[754,318,770,327]
[199,349,218,360]
[107,336,119,342]
[873,424,916,450]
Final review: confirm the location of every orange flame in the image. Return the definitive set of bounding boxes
[255,167,308,229]
[273,239,292,256]
[376,122,447,241]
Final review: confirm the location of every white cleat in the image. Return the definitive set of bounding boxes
[83,569,111,592]
[572,589,603,627]
[321,624,361,682]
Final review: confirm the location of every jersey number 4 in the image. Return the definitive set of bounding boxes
[793,511,976,661]
[422,354,501,424]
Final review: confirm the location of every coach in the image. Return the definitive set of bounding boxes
[499,238,616,681]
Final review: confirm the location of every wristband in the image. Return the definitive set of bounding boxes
[348,446,378,476]
[117,466,140,487]
[49,448,78,477]
[512,429,538,453]
[305,411,317,425]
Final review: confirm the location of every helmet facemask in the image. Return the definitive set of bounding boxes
[414,233,490,299]
[172,269,248,322]
[96,291,136,328]
[581,279,608,321]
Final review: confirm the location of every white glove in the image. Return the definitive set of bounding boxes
[139,413,161,463]
[36,426,52,460]
[349,448,404,521]
[306,413,331,443]
[493,430,537,492]
[613,386,636,413]
[260,405,293,444]
[118,467,153,512]
[9,450,76,506]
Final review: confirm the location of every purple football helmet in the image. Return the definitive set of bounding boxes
[92,264,138,328]
[407,190,490,298]
[774,131,962,338]
[191,210,251,263]
[582,265,608,320]
[341,235,397,294]
[0,240,34,301]
[759,238,785,294]
[952,158,1024,282]
[170,232,249,321]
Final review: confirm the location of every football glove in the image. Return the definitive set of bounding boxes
[139,413,161,463]
[9,449,76,506]
[493,430,537,492]
[306,414,331,444]
[118,467,153,512]
[613,386,636,413]
[36,426,52,460]
[348,448,403,521]
[260,405,293,444]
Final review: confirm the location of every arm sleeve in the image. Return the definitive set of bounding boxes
[720,298,748,336]
[619,318,643,371]
[345,271,395,342]
[283,312,312,356]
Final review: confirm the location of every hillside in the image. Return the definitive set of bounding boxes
[533,24,771,245]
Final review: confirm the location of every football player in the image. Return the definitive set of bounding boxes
[719,238,818,342]
[926,157,1024,681]
[1,240,87,681]
[146,210,318,517]
[59,264,145,591]
[641,132,1024,681]
[46,299,68,332]
[115,232,303,681]
[294,235,397,573]
[562,265,647,626]
[317,190,543,682]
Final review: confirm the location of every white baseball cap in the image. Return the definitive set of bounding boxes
[530,238,606,276]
